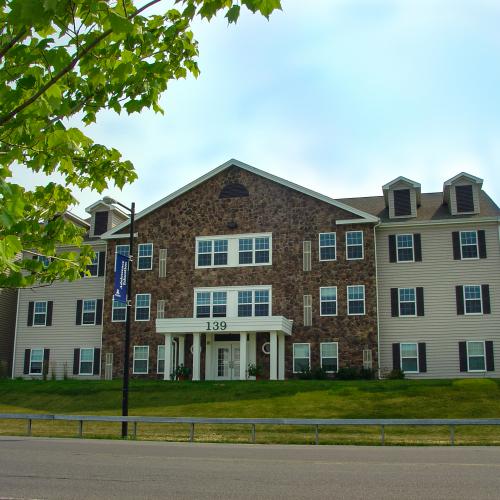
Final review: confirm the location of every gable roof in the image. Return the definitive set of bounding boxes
[382,176,421,190]
[443,172,483,187]
[102,159,378,238]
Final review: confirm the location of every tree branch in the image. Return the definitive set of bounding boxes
[0,28,27,62]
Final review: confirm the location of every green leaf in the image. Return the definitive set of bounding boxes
[109,11,133,34]
[226,5,240,23]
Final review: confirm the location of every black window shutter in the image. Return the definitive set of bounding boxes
[46,301,53,326]
[73,349,80,375]
[414,234,422,261]
[393,189,412,216]
[76,300,82,325]
[27,302,34,327]
[459,342,467,372]
[23,349,31,374]
[389,235,397,263]
[485,341,494,371]
[478,230,487,259]
[43,349,50,376]
[392,343,400,370]
[390,288,399,317]
[416,287,425,316]
[93,348,101,375]
[418,343,427,373]
[481,285,491,314]
[452,232,461,260]
[98,251,106,276]
[96,299,103,325]
[456,286,464,315]
[456,185,474,212]
[94,211,108,235]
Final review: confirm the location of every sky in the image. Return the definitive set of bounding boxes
[11,0,500,217]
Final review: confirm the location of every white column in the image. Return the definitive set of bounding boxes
[270,331,278,380]
[164,333,172,381]
[240,332,247,381]
[278,333,285,380]
[192,333,201,381]
[178,335,185,366]
[205,333,213,381]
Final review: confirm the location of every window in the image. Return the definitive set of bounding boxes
[303,240,312,271]
[196,291,227,318]
[399,288,416,316]
[87,253,99,277]
[393,189,412,216]
[319,233,336,261]
[396,234,414,262]
[303,295,312,326]
[79,348,94,375]
[157,345,165,374]
[133,346,149,374]
[157,299,165,319]
[137,243,153,270]
[460,231,478,259]
[81,299,97,325]
[112,298,126,322]
[346,231,363,260]
[293,343,310,373]
[467,341,485,371]
[320,287,337,316]
[237,290,269,317]
[33,301,48,326]
[115,244,130,270]
[456,185,474,213]
[29,349,44,375]
[400,343,418,373]
[321,343,338,372]
[94,211,108,235]
[36,255,50,267]
[135,294,151,321]
[238,236,270,264]
[197,239,228,267]
[464,285,482,314]
[347,285,365,315]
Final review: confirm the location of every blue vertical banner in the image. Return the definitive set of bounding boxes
[114,253,129,303]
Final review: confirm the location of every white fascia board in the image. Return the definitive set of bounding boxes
[336,218,376,225]
[443,172,483,187]
[382,176,421,190]
[103,159,378,238]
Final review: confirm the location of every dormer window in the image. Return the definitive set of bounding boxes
[455,185,474,213]
[443,173,482,216]
[393,189,412,217]
[382,176,420,220]
[93,211,109,235]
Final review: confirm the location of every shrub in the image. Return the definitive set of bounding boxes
[298,367,313,380]
[335,367,360,380]
[387,368,405,380]
[359,367,376,380]
[313,367,327,380]
[247,363,264,377]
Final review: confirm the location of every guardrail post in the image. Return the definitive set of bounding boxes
[78,420,83,438]
[133,421,137,440]
[26,418,32,436]
[315,425,319,445]
[189,423,195,442]
[449,425,455,446]
[251,424,256,444]
[380,425,385,446]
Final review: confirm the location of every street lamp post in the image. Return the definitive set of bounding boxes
[104,197,135,438]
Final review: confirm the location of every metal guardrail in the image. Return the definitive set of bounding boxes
[1,413,499,445]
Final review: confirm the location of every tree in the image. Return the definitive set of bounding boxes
[0,0,281,287]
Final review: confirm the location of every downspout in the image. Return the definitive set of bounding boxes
[11,288,21,378]
[373,219,381,379]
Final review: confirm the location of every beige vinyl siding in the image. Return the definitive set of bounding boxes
[0,288,18,375]
[388,181,417,219]
[111,209,128,229]
[377,222,500,378]
[449,179,481,215]
[13,243,106,379]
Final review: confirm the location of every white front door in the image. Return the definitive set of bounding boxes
[216,343,240,380]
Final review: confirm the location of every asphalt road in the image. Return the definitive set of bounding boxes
[0,437,499,499]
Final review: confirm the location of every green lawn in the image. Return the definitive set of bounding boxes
[1,378,499,445]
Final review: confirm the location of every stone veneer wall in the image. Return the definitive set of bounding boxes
[102,166,378,379]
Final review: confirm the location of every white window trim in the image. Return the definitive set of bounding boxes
[396,234,415,263]
[320,342,339,373]
[111,299,127,323]
[81,299,97,326]
[345,231,364,260]
[319,286,338,317]
[454,185,476,215]
[463,285,483,316]
[292,343,311,374]
[459,230,479,260]
[86,252,100,277]
[398,288,417,317]
[29,348,44,375]
[466,340,486,372]
[137,243,154,271]
[318,232,337,262]
[157,345,165,374]
[115,244,130,271]
[400,342,419,374]
[195,233,272,269]
[347,285,366,316]
[133,345,149,374]
[195,290,228,319]
[135,293,151,321]
[79,347,95,376]
[33,301,48,327]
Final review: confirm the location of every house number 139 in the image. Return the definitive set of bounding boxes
[206,321,227,331]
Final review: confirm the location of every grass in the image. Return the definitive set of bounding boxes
[1,378,499,445]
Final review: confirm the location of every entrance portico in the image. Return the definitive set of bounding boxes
[156,316,293,381]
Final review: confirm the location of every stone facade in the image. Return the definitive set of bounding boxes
[102,165,378,379]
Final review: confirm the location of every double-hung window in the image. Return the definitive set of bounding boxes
[293,344,310,373]
[196,291,227,318]
[400,343,418,373]
[319,233,336,261]
[112,298,127,322]
[157,345,165,374]
[87,253,99,277]
[347,285,365,315]
[464,285,482,314]
[467,341,486,371]
[197,239,228,267]
[137,243,153,270]
[396,234,414,262]
[320,342,338,372]
[238,237,270,264]
[29,349,44,374]
[320,287,337,316]
[79,348,94,375]
[346,231,363,260]
[399,288,416,316]
[133,346,149,374]
[135,294,151,321]
[460,231,478,259]
[82,300,97,325]
[115,244,130,270]
[33,301,48,326]
[237,290,270,317]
